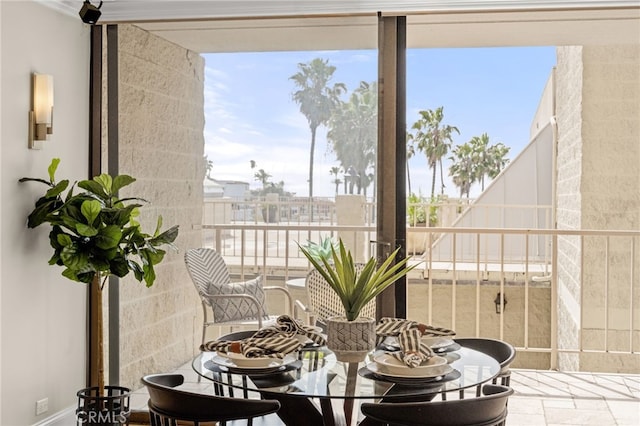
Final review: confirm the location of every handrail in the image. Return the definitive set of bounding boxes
[199,222,639,371]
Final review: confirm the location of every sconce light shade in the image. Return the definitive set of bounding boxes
[29,73,54,150]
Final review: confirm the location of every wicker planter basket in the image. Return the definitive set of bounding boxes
[326,316,376,362]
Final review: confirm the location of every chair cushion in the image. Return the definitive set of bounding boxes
[207,276,268,323]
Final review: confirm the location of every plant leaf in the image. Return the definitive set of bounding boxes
[78,180,109,200]
[153,216,163,237]
[149,225,179,246]
[93,174,113,195]
[103,204,141,227]
[56,233,73,247]
[26,199,59,228]
[18,177,52,186]
[47,158,60,182]
[143,263,156,287]
[62,268,82,282]
[111,175,136,193]
[60,244,89,271]
[95,225,122,250]
[81,200,101,225]
[76,223,98,237]
[45,180,69,198]
[110,256,130,278]
[129,260,144,281]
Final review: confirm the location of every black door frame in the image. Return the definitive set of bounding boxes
[376,15,407,319]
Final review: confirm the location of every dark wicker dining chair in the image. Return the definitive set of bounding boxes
[454,338,516,386]
[360,384,514,426]
[141,373,281,426]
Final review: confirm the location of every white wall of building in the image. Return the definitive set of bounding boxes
[1,1,90,424]
[429,71,555,264]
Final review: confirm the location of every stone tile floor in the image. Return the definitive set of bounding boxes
[130,363,640,425]
[506,369,639,425]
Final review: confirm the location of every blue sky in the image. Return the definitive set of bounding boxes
[203,46,556,198]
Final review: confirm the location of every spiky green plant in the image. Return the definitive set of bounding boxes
[300,236,339,263]
[299,239,417,321]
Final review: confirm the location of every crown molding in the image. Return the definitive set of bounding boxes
[38,1,640,24]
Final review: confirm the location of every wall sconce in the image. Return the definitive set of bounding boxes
[494,292,507,314]
[29,73,54,150]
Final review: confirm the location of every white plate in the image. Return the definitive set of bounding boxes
[294,332,327,347]
[381,336,456,352]
[421,336,456,350]
[213,352,297,369]
[373,353,450,377]
[367,360,453,379]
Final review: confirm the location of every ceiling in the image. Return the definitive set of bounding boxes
[51,1,640,52]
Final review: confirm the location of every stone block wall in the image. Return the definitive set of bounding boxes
[579,45,640,372]
[555,46,583,371]
[556,45,640,372]
[115,24,205,390]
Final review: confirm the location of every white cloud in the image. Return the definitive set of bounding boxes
[202,48,555,199]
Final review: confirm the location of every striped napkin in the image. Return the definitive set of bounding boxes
[376,317,456,339]
[252,315,326,346]
[200,315,322,358]
[376,317,456,368]
[392,328,434,367]
[201,334,303,358]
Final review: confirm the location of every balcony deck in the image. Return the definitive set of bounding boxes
[128,362,640,425]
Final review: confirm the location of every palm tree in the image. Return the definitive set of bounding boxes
[449,142,475,198]
[205,155,214,181]
[407,132,416,196]
[290,58,346,200]
[329,166,342,196]
[327,81,377,196]
[411,107,459,198]
[469,133,490,191]
[469,133,510,191]
[254,169,271,190]
[487,142,510,180]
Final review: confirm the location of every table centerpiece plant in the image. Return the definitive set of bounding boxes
[299,238,417,361]
[20,158,179,423]
[300,236,339,264]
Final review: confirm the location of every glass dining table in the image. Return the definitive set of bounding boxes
[192,332,501,426]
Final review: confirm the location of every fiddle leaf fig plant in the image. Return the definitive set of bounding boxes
[20,158,179,396]
[299,238,417,321]
[19,158,179,288]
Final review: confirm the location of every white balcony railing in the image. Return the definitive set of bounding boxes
[200,200,638,373]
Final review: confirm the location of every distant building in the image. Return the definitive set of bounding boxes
[203,178,224,198]
[213,179,250,200]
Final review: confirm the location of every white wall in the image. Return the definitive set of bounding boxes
[1,1,90,424]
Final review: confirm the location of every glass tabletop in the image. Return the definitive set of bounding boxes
[192,343,500,401]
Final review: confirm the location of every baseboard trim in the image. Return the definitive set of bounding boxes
[32,405,76,426]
